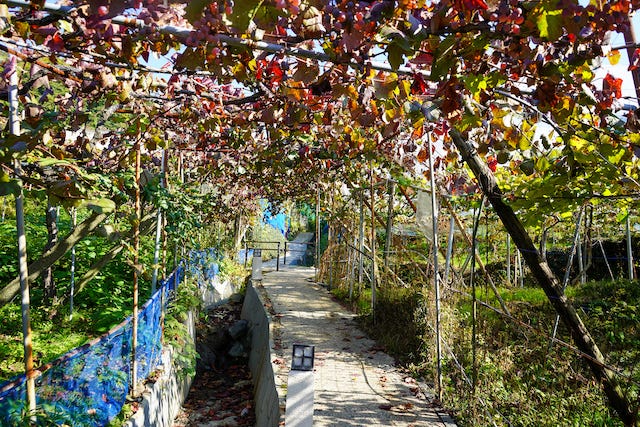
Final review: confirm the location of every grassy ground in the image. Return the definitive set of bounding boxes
[329,274,639,426]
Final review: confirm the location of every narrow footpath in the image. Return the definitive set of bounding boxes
[260,235,456,426]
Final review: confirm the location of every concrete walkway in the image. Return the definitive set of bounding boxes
[259,245,455,426]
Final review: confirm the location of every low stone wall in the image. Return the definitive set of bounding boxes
[241,281,283,427]
[125,311,196,427]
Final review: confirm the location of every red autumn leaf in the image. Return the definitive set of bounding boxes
[629,49,640,71]
[461,0,488,11]
[46,32,65,52]
[487,156,498,172]
[266,61,284,83]
[604,73,623,98]
[411,74,429,95]
[255,59,266,80]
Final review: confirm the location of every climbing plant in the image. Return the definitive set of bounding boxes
[2,0,640,423]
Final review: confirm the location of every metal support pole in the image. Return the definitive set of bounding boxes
[627,213,634,281]
[131,139,142,397]
[369,165,377,315]
[358,192,365,283]
[277,242,281,271]
[284,241,288,265]
[151,150,165,294]
[69,207,76,320]
[550,208,584,348]
[384,180,395,271]
[444,215,455,284]
[427,136,443,402]
[315,188,321,280]
[10,57,36,415]
[244,241,248,268]
[506,234,511,286]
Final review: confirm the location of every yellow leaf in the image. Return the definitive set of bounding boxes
[608,50,621,66]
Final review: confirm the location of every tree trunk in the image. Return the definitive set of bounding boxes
[233,214,246,254]
[450,129,636,426]
[42,203,58,305]
[0,212,108,307]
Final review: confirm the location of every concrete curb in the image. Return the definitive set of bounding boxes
[241,280,284,427]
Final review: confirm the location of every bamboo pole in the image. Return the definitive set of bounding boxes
[10,56,36,415]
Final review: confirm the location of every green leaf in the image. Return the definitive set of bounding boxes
[0,180,20,196]
[387,44,404,71]
[463,74,488,95]
[185,0,213,24]
[82,198,116,214]
[229,0,262,33]
[537,8,562,40]
[430,35,457,81]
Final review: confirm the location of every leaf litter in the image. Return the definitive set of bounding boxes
[173,296,255,427]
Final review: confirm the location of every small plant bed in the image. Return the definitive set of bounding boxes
[173,295,255,427]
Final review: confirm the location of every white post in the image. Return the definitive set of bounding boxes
[10,57,36,415]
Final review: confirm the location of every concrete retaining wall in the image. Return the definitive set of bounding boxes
[241,281,283,427]
[125,310,196,427]
[202,277,238,310]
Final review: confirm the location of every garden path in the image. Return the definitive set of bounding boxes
[260,239,456,427]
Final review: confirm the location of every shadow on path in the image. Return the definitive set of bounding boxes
[260,262,456,427]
